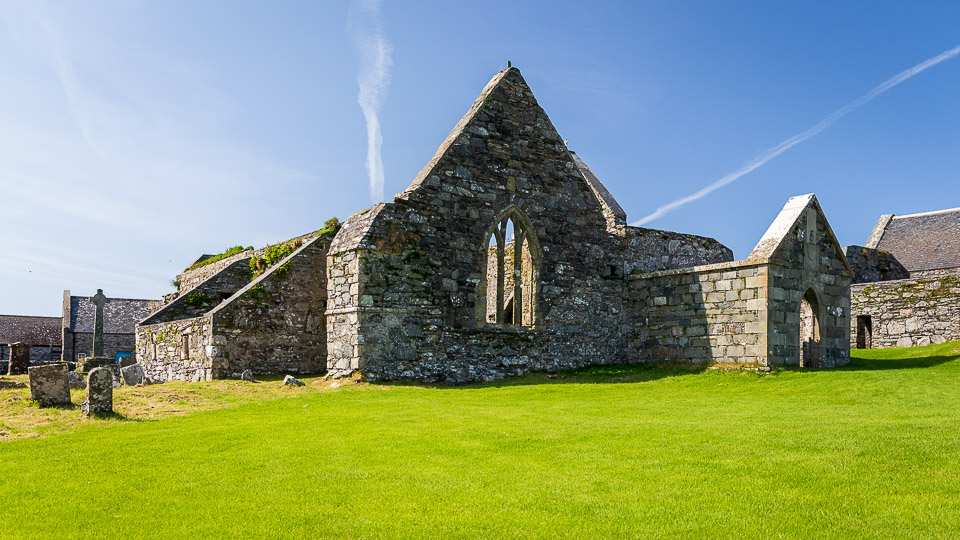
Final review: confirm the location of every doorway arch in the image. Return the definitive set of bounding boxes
[799,288,822,368]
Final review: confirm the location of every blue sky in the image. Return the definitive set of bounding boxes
[1,1,958,316]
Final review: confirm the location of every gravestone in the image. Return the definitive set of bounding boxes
[28,363,71,406]
[106,365,123,388]
[68,371,87,390]
[7,342,30,375]
[120,364,144,386]
[118,356,136,369]
[82,367,113,416]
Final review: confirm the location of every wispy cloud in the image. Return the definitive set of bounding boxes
[0,2,314,313]
[634,44,960,226]
[348,0,392,204]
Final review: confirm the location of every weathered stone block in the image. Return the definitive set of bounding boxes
[82,367,113,416]
[7,342,30,375]
[120,364,145,386]
[28,363,70,406]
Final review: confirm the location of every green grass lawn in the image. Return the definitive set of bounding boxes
[2,343,960,538]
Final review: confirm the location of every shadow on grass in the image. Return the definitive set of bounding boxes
[85,411,140,422]
[377,362,714,390]
[839,354,959,372]
[31,402,141,422]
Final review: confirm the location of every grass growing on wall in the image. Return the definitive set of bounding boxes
[184,246,252,272]
[2,343,960,537]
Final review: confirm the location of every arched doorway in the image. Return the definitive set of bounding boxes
[799,288,821,368]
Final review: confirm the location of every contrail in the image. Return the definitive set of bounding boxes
[634,44,960,226]
[348,0,393,204]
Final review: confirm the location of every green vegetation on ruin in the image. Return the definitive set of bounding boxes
[247,218,341,281]
[249,239,301,280]
[184,246,252,272]
[183,291,211,308]
[2,342,960,537]
[315,216,341,237]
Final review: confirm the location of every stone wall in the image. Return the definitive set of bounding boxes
[207,234,331,377]
[61,332,136,363]
[763,205,851,367]
[843,245,909,284]
[328,68,628,383]
[136,316,213,382]
[139,232,335,381]
[167,231,325,304]
[626,262,767,365]
[626,195,851,368]
[623,226,733,274]
[168,249,254,303]
[142,258,253,324]
[850,272,960,349]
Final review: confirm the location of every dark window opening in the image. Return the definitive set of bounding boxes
[856,315,873,349]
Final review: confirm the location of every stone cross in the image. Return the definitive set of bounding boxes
[91,289,107,357]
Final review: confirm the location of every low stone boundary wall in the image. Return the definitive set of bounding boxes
[627,261,768,365]
[851,273,960,348]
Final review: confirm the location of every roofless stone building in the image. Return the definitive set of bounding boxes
[137,67,852,383]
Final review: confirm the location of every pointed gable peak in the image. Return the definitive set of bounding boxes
[748,193,851,272]
[396,66,557,199]
[750,194,818,259]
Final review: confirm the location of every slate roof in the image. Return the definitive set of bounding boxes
[69,296,155,334]
[873,207,960,272]
[0,315,62,346]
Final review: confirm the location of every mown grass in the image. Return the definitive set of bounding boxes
[2,343,959,538]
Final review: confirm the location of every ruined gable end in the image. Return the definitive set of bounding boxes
[393,67,612,226]
[326,67,631,383]
[749,194,852,367]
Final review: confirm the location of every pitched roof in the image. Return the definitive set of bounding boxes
[872,207,960,272]
[0,315,62,346]
[69,296,155,334]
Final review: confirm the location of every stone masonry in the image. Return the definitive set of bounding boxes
[628,195,852,368]
[137,231,334,382]
[850,275,960,348]
[139,66,852,383]
[847,207,960,349]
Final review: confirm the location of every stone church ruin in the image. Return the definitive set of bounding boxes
[137,67,852,383]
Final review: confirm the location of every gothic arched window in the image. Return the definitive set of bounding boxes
[477,207,539,328]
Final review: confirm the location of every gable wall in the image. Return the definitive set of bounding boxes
[141,258,253,325]
[765,207,851,366]
[340,69,627,383]
[208,235,331,377]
